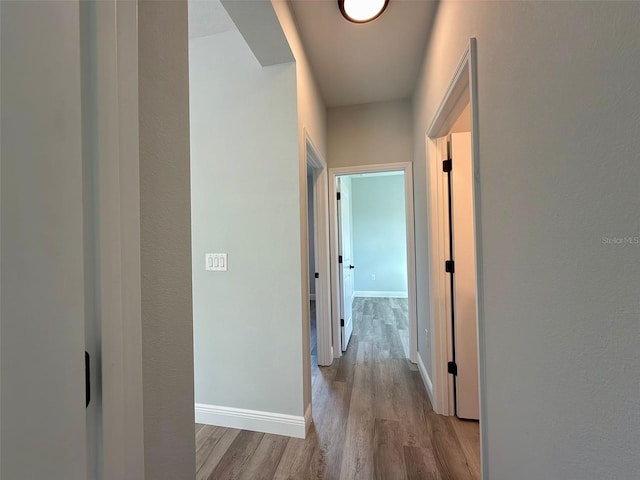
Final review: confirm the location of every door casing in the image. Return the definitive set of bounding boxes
[328,162,418,362]
[305,133,333,367]
[92,2,145,478]
[425,37,486,478]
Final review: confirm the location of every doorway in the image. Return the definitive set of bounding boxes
[305,136,332,368]
[328,163,418,362]
[307,167,318,367]
[425,37,484,475]
[445,113,480,420]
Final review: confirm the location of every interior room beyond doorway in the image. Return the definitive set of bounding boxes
[335,170,411,358]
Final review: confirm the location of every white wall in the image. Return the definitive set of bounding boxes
[272,1,327,161]
[272,0,327,408]
[351,175,408,294]
[413,2,640,479]
[327,99,413,168]
[190,30,303,417]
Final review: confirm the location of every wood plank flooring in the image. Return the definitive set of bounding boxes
[196,297,480,480]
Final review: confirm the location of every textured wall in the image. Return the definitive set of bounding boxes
[138,1,195,478]
[327,99,413,168]
[190,30,303,416]
[272,0,327,410]
[413,2,640,478]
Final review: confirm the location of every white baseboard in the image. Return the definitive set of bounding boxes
[354,290,408,299]
[195,403,306,439]
[417,354,435,407]
[309,293,316,301]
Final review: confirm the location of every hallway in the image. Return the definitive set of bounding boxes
[195,297,480,480]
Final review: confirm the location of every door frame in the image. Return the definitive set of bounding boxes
[93,2,146,478]
[328,162,418,363]
[425,37,486,476]
[304,132,333,366]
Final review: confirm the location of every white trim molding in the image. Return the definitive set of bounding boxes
[94,2,145,479]
[329,162,418,364]
[354,291,408,299]
[304,404,313,435]
[425,38,486,479]
[195,404,307,439]
[417,354,435,407]
[305,132,332,368]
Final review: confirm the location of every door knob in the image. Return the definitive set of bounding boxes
[349,265,355,269]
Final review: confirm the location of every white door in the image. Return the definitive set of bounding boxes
[1,1,89,477]
[337,177,355,351]
[450,132,480,420]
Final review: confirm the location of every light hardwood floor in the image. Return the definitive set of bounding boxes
[196,297,480,480]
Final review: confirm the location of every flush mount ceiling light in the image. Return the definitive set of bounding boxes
[338,0,389,24]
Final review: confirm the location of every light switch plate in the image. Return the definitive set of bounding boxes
[205,253,228,271]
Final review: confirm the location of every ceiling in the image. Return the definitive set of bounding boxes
[290,0,438,107]
[188,0,438,107]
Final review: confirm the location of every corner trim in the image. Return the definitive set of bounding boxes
[417,354,435,407]
[304,404,312,435]
[195,403,306,439]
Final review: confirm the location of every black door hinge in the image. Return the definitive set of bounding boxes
[445,260,455,273]
[314,272,319,279]
[85,351,91,408]
[443,159,452,173]
[337,192,341,201]
[448,361,458,376]
[340,319,345,327]
[339,255,343,264]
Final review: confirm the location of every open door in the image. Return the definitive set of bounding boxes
[448,132,480,420]
[337,177,355,351]
[1,1,90,477]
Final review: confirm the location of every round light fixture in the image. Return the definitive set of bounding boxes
[338,0,389,24]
